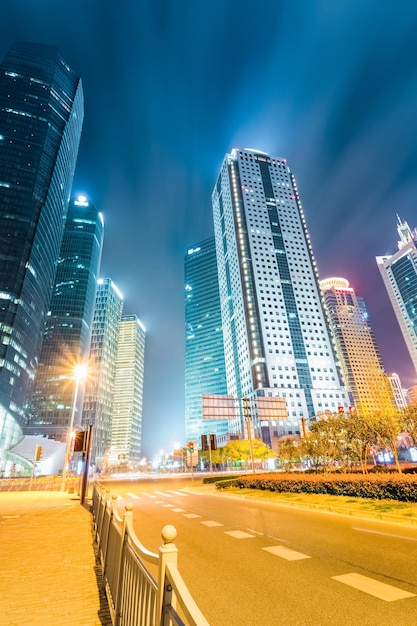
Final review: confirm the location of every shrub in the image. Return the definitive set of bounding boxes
[221,472,417,502]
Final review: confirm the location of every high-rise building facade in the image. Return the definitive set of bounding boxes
[212,148,349,437]
[0,42,83,455]
[26,195,103,440]
[110,315,145,465]
[388,373,408,410]
[82,278,124,468]
[377,217,417,375]
[320,277,394,415]
[185,238,228,445]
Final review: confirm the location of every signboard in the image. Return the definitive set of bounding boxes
[202,394,236,420]
[256,396,287,421]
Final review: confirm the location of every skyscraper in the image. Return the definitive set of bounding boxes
[185,238,228,445]
[82,278,124,468]
[388,373,408,410]
[377,217,417,376]
[320,277,394,415]
[27,195,103,440]
[110,315,145,465]
[0,42,83,456]
[212,148,349,437]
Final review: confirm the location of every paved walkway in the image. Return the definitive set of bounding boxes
[0,490,112,626]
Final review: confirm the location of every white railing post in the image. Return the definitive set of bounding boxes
[114,502,134,626]
[157,525,178,626]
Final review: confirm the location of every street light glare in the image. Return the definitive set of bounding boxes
[73,363,88,380]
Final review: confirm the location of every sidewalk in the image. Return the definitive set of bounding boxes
[0,490,112,626]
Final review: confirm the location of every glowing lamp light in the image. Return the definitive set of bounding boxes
[74,194,89,206]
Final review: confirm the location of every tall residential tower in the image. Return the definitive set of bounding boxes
[0,42,83,457]
[26,195,104,440]
[82,278,124,468]
[110,315,145,466]
[212,148,349,437]
[185,238,228,444]
[377,217,417,376]
[320,277,394,415]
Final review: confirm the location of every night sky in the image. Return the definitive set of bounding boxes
[3,1,417,458]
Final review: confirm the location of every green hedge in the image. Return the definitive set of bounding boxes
[202,474,240,484]
[216,473,417,502]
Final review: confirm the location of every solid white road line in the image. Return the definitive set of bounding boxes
[353,527,417,542]
[224,530,255,539]
[332,573,416,601]
[262,546,311,561]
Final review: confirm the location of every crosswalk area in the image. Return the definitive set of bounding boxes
[117,488,416,604]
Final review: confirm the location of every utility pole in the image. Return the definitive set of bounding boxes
[243,397,255,473]
[207,432,213,474]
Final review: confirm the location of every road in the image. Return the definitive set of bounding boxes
[100,475,417,626]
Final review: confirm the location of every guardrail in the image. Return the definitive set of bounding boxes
[92,483,209,626]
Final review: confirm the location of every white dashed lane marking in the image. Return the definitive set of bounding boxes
[141,493,156,499]
[262,546,311,561]
[155,491,173,498]
[201,521,223,527]
[224,530,255,539]
[183,513,201,519]
[172,508,186,513]
[332,573,416,601]
[166,490,189,497]
[127,492,140,500]
[161,504,173,508]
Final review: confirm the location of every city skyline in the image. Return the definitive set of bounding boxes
[3,2,417,455]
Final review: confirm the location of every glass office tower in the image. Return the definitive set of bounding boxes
[26,195,103,440]
[212,148,349,437]
[82,278,124,469]
[377,217,417,376]
[185,238,228,445]
[320,277,394,416]
[0,42,83,455]
[110,315,145,465]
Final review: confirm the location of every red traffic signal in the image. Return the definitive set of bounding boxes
[337,406,345,415]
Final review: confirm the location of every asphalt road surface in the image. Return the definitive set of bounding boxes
[100,475,417,626]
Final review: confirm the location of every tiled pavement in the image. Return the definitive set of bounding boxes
[0,491,112,626]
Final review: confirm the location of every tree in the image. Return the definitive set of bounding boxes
[300,416,345,472]
[277,438,301,471]
[222,438,275,468]
[343,411,377,473]
[368,410,405,473]
[403,405,417,446]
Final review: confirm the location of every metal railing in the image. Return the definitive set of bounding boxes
[92,484,209,626]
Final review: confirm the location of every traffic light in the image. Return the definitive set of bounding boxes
[348,406,356,414]
[35,445,43,461]
[337,406,344,415]
[210,434,217,450]
[73,430,86,452]
[187,441,194,453]
[201,435,208,451]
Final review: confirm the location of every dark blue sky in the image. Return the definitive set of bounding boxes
[3,1,417,457]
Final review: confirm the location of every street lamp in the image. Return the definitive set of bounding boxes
[61,364,88,490]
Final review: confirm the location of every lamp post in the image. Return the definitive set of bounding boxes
[61,364,87,491]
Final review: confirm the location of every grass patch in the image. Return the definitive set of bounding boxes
[218,486,417,521]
